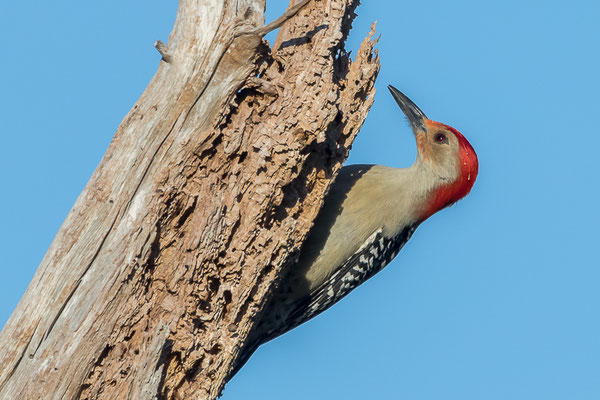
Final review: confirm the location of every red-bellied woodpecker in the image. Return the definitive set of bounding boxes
[231,86,478,378]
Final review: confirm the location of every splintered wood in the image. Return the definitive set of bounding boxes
[0,1,380,399]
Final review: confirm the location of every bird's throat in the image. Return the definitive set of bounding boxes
[420,125,478,220]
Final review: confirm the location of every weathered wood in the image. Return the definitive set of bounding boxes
[0,0,380,398]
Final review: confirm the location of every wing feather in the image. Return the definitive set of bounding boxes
[233,225,417,378]
[266,224,416,341]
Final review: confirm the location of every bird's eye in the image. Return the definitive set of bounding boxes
[435,133,448,144]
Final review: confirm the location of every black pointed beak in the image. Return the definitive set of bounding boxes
[388,85,427,133]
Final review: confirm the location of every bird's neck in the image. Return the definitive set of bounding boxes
[411,143,478,221]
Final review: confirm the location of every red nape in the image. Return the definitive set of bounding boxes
[421,122,479,220]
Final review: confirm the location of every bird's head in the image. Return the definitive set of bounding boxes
[388,85,479,220]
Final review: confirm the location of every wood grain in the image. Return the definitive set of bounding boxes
[0,1,380,398]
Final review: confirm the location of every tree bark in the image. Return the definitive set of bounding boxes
[0,0,379,398]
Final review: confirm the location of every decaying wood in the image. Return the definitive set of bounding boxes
[0,0,380,398]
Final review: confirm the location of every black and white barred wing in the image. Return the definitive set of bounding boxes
[282,225,416,335]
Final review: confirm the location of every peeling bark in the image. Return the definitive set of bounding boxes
[0,0,380,399]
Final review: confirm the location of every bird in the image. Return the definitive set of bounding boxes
[230,85,478,379]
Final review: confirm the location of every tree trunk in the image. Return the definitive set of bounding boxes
[0,0,379,398]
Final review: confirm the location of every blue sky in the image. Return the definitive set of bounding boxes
[1,1,599,399]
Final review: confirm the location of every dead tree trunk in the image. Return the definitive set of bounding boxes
[0,0,379,398]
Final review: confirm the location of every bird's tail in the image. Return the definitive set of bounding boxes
[226,339,261,382]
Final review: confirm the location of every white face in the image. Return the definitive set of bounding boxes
[415,120,461,184]
[387,86,470,187]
